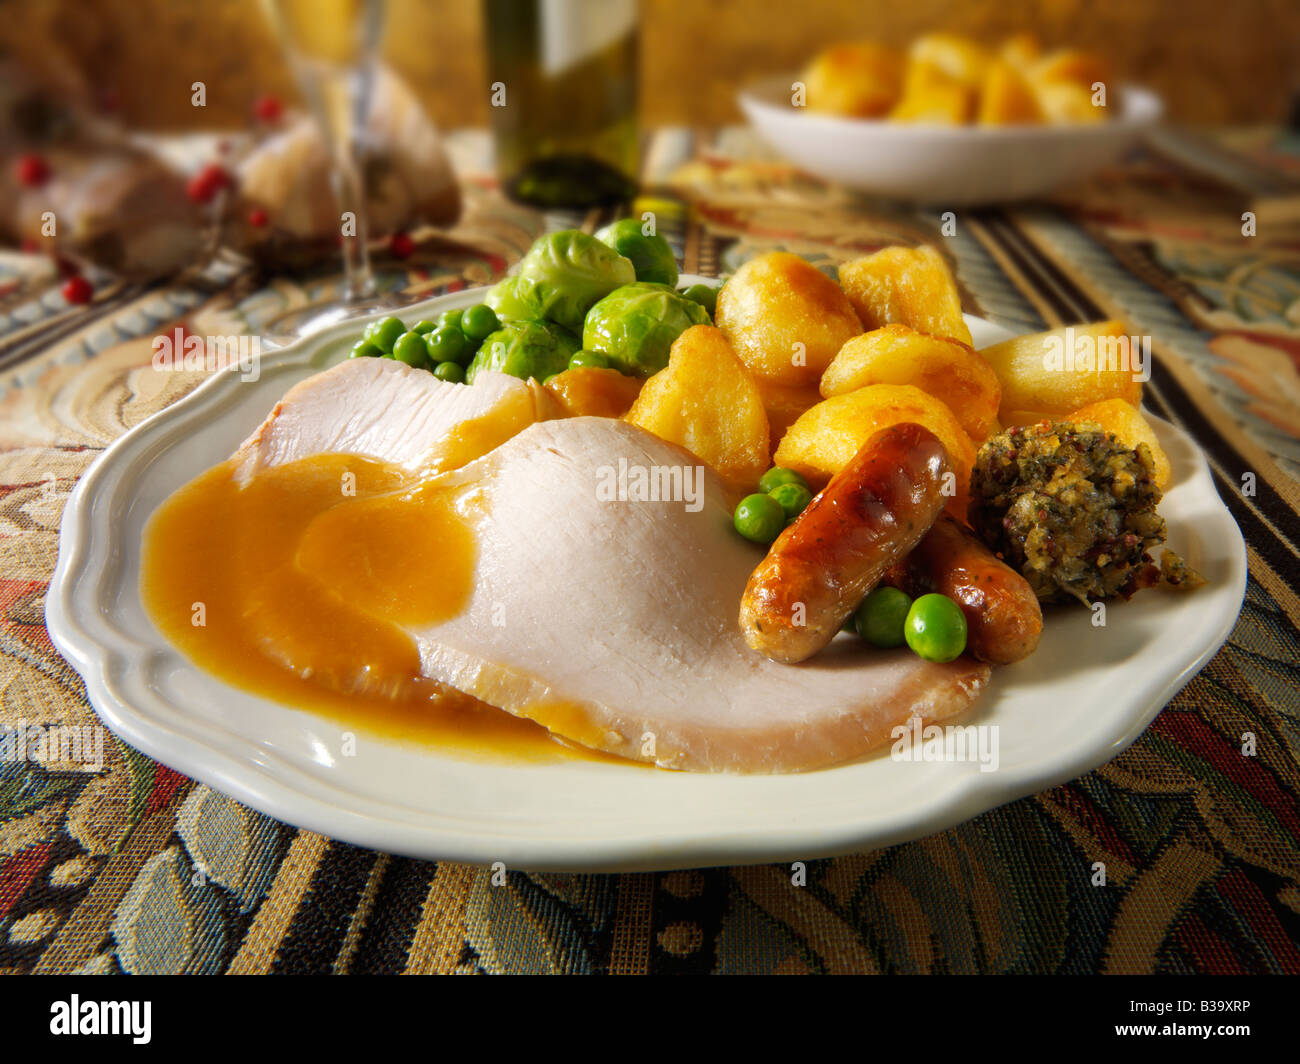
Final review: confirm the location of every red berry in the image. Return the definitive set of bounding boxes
[186,163,231,205]
[248,207,269,228]
[253,94,284,123]
[388,232,415,259]
[62,276,93,305]
[16,154,50,187]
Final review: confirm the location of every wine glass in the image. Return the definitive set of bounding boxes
[260,0,413,341]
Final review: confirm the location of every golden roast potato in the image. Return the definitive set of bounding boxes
[999,409,1054,429]
[907,33,991,86]
[978,59,1045,125]
[625,325,770,488]
[1033,81,1108,124]
[715,252,863,388]
[774,383,975,521]
[837,245,972,345]
[1000,33,1042,69]
[889,67,975,124]
[544,367,643,419]
[1032,48,1113,92]
[797,33,1111,128]
[820,324,1001,441]
[980,320,1144,416]
[1069,398,1172,490]
[802,41,904,117]
[754,378,823,454]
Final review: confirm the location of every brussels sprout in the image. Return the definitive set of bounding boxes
[678,282,718,318]
[582,283,710,377]
[466,319,580,384]
[595,218,679,287]
[485,275,547,324]
[512,230,636,331]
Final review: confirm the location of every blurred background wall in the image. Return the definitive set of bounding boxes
[2,0,1297,130]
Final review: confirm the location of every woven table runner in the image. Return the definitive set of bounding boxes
[1,129,1297,975]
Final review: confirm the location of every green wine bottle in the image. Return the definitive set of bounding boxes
[484,0,639,208]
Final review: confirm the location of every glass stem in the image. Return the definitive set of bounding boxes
[333,151,376,302]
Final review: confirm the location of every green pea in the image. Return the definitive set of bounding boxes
[679,283,718,317]
[855,587,913,648]
[569,349,612,370]
[438,308,464,331]
[365,316,406,353]
[349,339,384,359]
[425,325,467,365]
[733,493,786,545]
[432,361,465,383]
[392,331,429,368]
[461,304,500,342]
[769,481,813,522]
[758,467,808,495]
[904,593,968,663]
[411,319,437,335]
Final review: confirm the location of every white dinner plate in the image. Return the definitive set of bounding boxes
[738,76,1163,204]
[46,283,1246,871]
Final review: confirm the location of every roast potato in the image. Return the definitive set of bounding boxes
[793,33,1111,130]
[977,59,1045,125]
[1069,398,1172,490]
[544,367,643,419]
[837,245,972,345]
[626,325,770,488]
[980,320,1144,416]
[754,379,823,453]
[999,409,1054,429]
[773,383,975,521]
[820,324,1001,441]
[907,33,991,87]
[889,68,974,124]
[1032,81,1108,124]
[1000,33,1042,69]
[1032,48,1113,92]
[802,42,904,117]
[715,252,863,388]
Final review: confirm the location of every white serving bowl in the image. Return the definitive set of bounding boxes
[738,75,1163,205]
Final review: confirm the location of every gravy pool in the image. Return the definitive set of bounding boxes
[140,452,599,764]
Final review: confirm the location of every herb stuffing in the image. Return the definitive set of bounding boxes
[968,422,1203,604]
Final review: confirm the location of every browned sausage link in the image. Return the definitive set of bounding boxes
[886,513,1043,665]
[740,423,949,664]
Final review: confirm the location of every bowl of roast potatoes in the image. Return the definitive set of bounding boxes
[739,32,1162,204]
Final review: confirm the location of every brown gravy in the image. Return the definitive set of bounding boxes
[140,452,598,764]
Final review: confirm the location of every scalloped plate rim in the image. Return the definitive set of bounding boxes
[45,287,1248,871]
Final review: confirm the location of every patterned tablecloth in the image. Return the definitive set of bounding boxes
[2,128,1298,975]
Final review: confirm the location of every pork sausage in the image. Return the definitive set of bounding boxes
[885,513,1042,664]
[740,422,949,664]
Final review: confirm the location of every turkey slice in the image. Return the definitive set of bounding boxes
[233,356,555,481]
[297,416,991,772]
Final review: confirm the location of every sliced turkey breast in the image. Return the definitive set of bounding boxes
[233,357,554,481]
[295,416,991,772]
